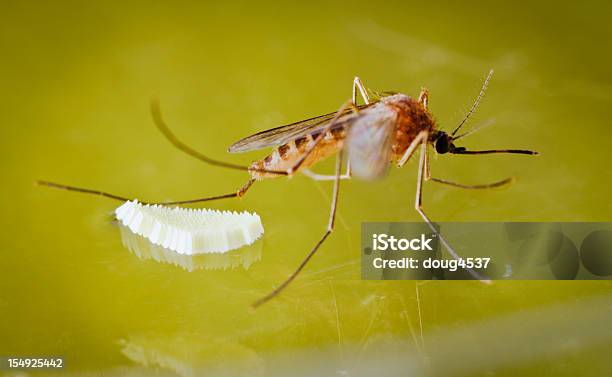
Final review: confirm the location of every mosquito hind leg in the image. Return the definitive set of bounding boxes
[353,77,371,105]
[161,179,255,205]
[150,100,286,177]
[36,179,255,206]
[36,180,131,202]
[301,160,352,181]
[301,169,351,181]
[413,138,491,282]
[252,150,344,308]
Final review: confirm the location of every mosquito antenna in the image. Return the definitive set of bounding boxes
[451,69,494,137]
[452,118,496,140]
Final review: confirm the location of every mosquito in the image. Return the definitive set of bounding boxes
[38,70,538,308]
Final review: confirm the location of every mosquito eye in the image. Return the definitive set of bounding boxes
[435,135,450,154]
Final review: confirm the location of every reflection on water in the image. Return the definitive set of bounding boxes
[260,293,612,377]
[117,223,262,272]
[5,2,612,375]
[119,334,263,377]
[109,293,612,377]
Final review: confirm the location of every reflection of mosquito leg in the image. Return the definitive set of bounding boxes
[150,100,286,176]
[36,179,255,205]
[413,138,491,282]
[252,149,344,308]
[353,77,370,105]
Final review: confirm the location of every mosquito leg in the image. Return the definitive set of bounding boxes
[413,138,491,282]
[427,176,514,189]
[36,180,131,202]
[301,170,351,181]
[397,131,428,167]
[288,78,366,177]
[418,88,429,109]
[150,100,287,176]
[161,179,255,205]
[423,146,515,189]
[287,100,353,175]
[36,179,255,205]
[353,77,371,105]
[301,160,352,181]
[252,149,344,308]
[425,146,431,178]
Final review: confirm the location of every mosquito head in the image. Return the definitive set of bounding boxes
[434,131,451,154]
[434,131,467,155]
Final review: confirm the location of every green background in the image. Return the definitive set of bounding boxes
[1,1,611,376]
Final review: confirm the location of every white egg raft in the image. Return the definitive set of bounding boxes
[115,200,264,255]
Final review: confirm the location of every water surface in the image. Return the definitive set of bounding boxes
[1,1,611,376]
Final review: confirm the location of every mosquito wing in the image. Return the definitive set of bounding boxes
[347,108,397,180]
[228,103,374,153]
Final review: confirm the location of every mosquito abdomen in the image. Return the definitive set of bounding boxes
[249,128,347,179]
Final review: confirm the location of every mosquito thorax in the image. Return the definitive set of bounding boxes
[384,94,437,161]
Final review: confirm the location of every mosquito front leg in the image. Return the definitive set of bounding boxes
[423,153,514,189]
[397,131,429,168]
[252,149,344,308]
[422,141,515,189]
[427,176,514,189]
[418,87,429,109]
[413,137,491,282]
